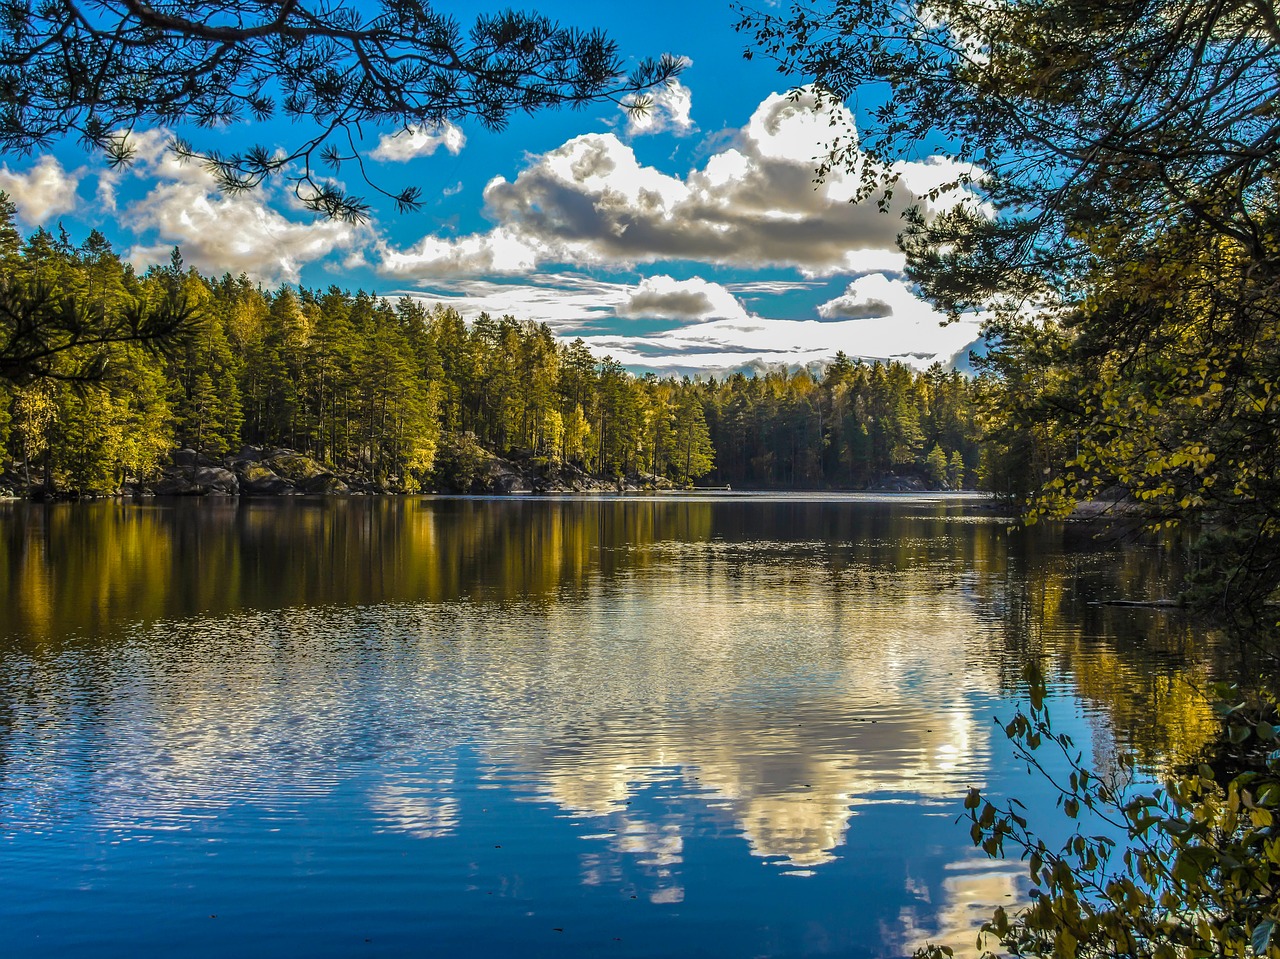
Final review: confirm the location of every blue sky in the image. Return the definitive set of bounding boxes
[0,1,987,375]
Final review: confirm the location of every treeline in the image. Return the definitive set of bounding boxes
[0,215,983,496]
[700,355,981,489]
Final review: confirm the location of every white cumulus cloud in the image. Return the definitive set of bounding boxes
[378,226,542,278]
[371,121,466,162]
[394,273,748,333]
[377,88,983,281]
[616,275,748,322]
[817,273,910,320]
[0,156,80,224]
[622,77,694,137]
[113,129,363,284]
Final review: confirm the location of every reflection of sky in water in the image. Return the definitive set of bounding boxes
[898,859,1025,957]
[0,498,1215,958]
[2,581,994,855]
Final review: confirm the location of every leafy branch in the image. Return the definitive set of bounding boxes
[919,669,1280,959]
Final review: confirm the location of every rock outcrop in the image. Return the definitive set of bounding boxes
[142,447,348,497]
[194,466,239,494]
[238,463,294,495]
[428,437,628,494]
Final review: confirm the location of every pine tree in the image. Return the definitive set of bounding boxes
[673,390,714,486]
[925,443,949,487]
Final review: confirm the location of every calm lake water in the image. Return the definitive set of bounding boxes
[0,494,1217,958]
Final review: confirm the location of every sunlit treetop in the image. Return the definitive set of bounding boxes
[0,0,683,220]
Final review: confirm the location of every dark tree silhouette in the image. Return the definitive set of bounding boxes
[0,0,683,220]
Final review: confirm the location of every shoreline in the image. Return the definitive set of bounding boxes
[1,445,976,502]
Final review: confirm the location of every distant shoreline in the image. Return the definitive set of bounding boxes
[2,445,979,502]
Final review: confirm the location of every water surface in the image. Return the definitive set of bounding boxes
[0,495,1216,957]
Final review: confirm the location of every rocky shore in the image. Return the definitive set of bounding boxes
[0,439,675,499]
[0,437,961,500]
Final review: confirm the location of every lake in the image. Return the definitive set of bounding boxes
[0,494,1218,958]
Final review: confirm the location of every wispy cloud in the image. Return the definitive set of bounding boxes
[397,273,623,332]
[399,268,985,373]
[371,121,466,162]
[579,308,985,375]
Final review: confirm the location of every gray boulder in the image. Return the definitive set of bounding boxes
[266,453,329,483]
[151,475,204,496]
[225,446,264,468]
[194,466,239,494]
[172,448,218,469]
[264,453,348,494]
[297,473,349,494]
[239,464,294,494]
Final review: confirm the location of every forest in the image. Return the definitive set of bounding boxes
[0,208,984,498]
